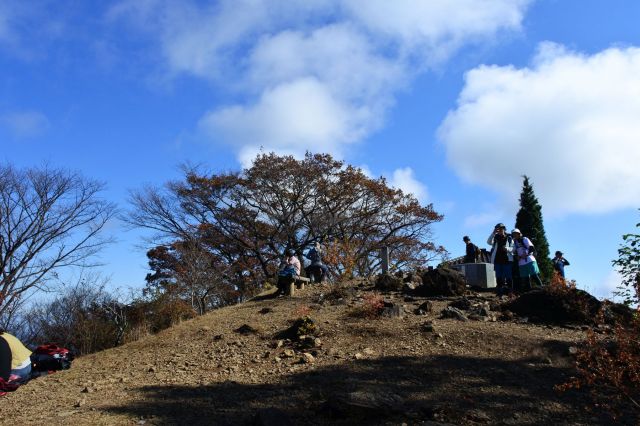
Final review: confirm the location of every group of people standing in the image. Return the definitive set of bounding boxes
[464,223,570,295]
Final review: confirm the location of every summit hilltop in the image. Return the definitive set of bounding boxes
[0,281,627,425]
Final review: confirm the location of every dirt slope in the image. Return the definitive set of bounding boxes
[0,282,627,425]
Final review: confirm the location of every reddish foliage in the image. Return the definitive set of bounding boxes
[557,310,640,417]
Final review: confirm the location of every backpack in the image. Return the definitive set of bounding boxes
[30,344,74,372]
[515,238,537,257]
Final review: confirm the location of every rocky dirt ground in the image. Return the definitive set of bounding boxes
[1,281,634,425]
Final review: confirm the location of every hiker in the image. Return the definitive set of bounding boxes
[552,251,570,278]
[279,248,301,277]
[462,236,479,263]
[305,241,328,282]
[0,330,32,384]
[487,223,514,295]
[277,249,301,294]
[512,228,543,291]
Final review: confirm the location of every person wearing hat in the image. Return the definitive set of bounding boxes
[552,251,570,278]
[511,228,543,290]
[462,236,479,263]
[487,223,514,294]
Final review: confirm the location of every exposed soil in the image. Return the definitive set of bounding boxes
[1,281,634,425]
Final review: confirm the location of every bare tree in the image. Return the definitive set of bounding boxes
[0,164,117,319]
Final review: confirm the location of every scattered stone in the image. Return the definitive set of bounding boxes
[300,353,316,364]
[259,307,273,314]
[504,288,601,325]
[235,324,260,335]
[282,349,295,358]
[213,334,224,341]
[501,310,515,321]
[415,267,467,297]
[440,307,468,322]
[568,346,579,355]
[421,321,435,333]
[381,303,403,318]
[276,317,318,340]
[375,273,404,292]
[362,347,375,356]
[402,283,416,293]
[414,301,433,315]
[322,391,405,419]
[449,297,471,311]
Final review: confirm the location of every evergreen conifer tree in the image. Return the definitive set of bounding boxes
[515,175,553,281]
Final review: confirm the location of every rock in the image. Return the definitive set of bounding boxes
[501,310,515,321]
[282,349,295,358]
[276,317,318,340]
[415,267,467,297]
[362,347,375,356]
[259,307,273,314]
[449,297,471,311]
[300,353,315,364]
[235,324,260,335]
[503,288,601,325]
[421,321,435,333]
[414,301,433,315]
[402,283,416,293]
[375,274,404,292]
[440,307,468,322]
[381,304,403,318]
[322,391,405,419]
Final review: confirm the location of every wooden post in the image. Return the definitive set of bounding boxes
[287,280,295,296]
[380,246,389,274]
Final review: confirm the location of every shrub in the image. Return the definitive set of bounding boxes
[350,292,385,319]
[557,312,640,417]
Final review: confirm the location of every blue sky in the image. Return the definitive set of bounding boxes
[1,0,639,299]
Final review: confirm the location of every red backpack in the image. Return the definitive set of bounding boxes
[30,344,74,372]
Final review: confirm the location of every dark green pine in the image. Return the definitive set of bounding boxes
[515,175,553,281]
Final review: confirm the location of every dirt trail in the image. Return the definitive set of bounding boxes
[0,283,622,425]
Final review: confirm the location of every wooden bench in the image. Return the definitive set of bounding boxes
[278,275,311,296]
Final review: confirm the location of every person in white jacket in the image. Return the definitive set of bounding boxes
[487,223,514,294]
[512,228,543,291]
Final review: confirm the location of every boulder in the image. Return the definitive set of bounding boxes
[375,273,404,292]
[503,287,601,325]
[415,268,466,297]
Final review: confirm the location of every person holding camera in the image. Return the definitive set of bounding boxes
[487,223,514,294]
[552,250,570,279]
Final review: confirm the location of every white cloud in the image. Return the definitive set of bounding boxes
[389,167,428,202]
[585,269,622,301]
[111,0,531,163]
[439,43,640,216]
[344,0,531,62]
[1,111,50,139]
